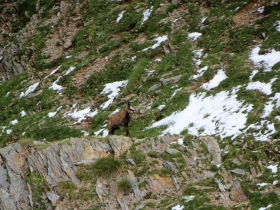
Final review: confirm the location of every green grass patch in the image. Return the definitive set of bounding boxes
[24,172,49,210]
[124,58,150,95]
[117,179,132,194]
[57,181,77,200]
[90,157,122,178]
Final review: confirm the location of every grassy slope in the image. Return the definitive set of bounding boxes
[1,0,280,209]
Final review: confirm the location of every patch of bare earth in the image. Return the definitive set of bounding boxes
[232,0,264,26]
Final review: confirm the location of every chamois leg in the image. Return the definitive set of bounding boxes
[124,126,133,141]
[108,127,114,135]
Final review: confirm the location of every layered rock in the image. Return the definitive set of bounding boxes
[0,136,132,209]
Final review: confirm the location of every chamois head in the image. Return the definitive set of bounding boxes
[126,102,136,114]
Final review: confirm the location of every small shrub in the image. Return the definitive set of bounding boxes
[117,179,132,194]
[57,181,77,200]
[24,172,49,210]
[166,4,179,14]
[124,58,150,95]
[90,157,122,177]
[131,150,146,164]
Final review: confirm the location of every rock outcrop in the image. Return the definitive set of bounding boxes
[0,136,132,209]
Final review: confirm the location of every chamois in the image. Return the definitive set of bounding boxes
[107,102,136,138]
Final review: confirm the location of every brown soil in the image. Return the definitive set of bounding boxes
[232,0,264,26]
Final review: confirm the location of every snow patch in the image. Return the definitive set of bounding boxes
[10,119,18,125]
[116,11,125,23]
[100,80,128,109]
[250,47,280,72]
[142,35,168,51]
[201,70,227,91]
[188,32,202,41]
[267,164,278,173]
[44,66,61,79]
[147,88,253,140]
[19,82,40,98]
[65,106,98,123]
[64,66,76,76]
[171,205,184,210]
[142,7,153,24]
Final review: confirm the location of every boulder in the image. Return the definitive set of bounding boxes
[229,181,247,202]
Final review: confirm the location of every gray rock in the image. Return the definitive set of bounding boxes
[127,170,142,200]
[148,83,161,92]
[117,199,128,210]
[172,175,180,190]
[200,136,221,165]
[165,148,180,154]
[134,204,145,210]
[160,75,182,85]
[108,135,133,157]
[231,169,246,176]
[162,161,178,173]
[0,165,9,190]
[46,192,60,206]
[127,159,137,166]
[0,188,17,210]
[229,181,247,202]
[63,39,72,49]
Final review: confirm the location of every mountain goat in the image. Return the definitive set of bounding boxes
[107,102,136,138]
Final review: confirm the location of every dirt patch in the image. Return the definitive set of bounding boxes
[232,0,264,26]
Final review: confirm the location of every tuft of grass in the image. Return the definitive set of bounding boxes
[117,179,132,194]
[90,157,122,178]
[57,181,77,200]
[123,58,150,95]
[24,172,49,209]
[130,150,146,164]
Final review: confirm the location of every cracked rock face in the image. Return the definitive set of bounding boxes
[0,136,132,209]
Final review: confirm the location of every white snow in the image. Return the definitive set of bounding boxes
[191,66,209,80]
[183,195,195,202]
[147,88,253,140]
[64,66,76,76]
[201,70,227,91]
[273,180,278,185]
[275,20,280,32]
[259,204,272,210]
[65,107,98,123]
[6,129,12,134]
[244,120,276,141]
[142,7,153,24]
[157,104,166,111]
[142,35,168,52]
[10,119,18,125]
[261,101,274,118]
[256,183,269,187]
[20,111,27,117]
[249,70,259,81]
[44,66,61,79]
[250,47,280,72]
[201,17,207,24]
[19,82,40,98]
[49,80,63,91]
[188,32,202,41]
[246,77,277,95]
[116,11,125,23]
[267,164,278,173]
[48,106,62,118]
[100,80,128,109]
[192,49,204,67]
[171,205,184,210]
[257,6,264,13]
[171,88,182,99]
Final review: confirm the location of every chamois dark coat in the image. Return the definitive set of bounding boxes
[107,102,136,137]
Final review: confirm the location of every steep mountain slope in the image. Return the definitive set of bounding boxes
[1,0,280,209]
